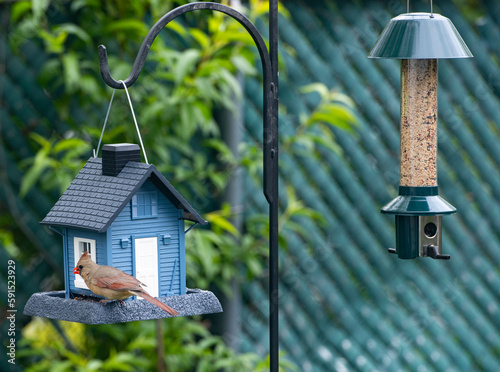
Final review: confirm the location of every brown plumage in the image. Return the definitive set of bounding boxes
[73,251,178,316]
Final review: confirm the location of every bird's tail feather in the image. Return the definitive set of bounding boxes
[133,291,179,316]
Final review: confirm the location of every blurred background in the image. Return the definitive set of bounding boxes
[2,0,500,371]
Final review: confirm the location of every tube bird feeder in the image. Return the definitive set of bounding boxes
[368,12,472,259]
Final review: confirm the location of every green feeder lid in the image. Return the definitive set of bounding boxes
[368,13,473,59]
[381,186,456,215]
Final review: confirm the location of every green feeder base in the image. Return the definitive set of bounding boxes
[382,187,455,259]
[381,186,456,215]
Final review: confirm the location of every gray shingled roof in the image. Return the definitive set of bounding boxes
[41,158,206,232]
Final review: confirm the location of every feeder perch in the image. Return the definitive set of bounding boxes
[24,144,223,323]
[368,12,472,259]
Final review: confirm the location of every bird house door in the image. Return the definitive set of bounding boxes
[134,237,159,297]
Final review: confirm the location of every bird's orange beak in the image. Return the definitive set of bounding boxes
[72,267,80,275]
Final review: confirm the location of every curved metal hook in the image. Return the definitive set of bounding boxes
[98,1,277,204]
[98,2,271,90]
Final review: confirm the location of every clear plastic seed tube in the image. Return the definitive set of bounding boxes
[400,59,438,187]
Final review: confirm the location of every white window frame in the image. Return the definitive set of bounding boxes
[74,237,96,289]
[131,191,158,219]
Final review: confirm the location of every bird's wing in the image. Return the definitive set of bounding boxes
[91,266,142,291]
[92,274,143,291]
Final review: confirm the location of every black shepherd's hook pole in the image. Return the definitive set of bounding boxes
[97,1,280,371]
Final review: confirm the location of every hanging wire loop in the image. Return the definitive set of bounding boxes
[93,83,149,164]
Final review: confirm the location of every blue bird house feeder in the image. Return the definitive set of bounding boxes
[368,11,473,259]
[24,144,223,323]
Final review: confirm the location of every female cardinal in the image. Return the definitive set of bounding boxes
[73,251,178,316]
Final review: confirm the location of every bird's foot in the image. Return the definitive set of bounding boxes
[99,299,125,306]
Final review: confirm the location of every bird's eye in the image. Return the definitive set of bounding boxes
[78,265,83,270]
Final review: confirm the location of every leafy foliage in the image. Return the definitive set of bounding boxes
[12,0,261,202]
[283,83,358,157]
[20,133,90,197]
[18,317,282,372]
[186,203,268,295]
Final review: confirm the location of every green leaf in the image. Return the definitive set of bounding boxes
[29,132,52,149]
[215,30,255,46]
[299,82,329,100]
[79,75,101,97]
[39,29,68,54]
[247,257,263,276]
[32,0,50,21]
[174,49,201,85]
[202,139,235,164]
[62,53,81,93]
[207,214,240,237]
[11,1,32,23]
[189,28,210,49]
[165,20,188,38]
[53,138,88,153]
[106,19,148,34]
[54,23,91,44]
[86,360,104,370]
[327,90,356,107]
[70,0,92,12]
[307,133,343,155]
[307,104,357,130]
[231,55,257,75]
